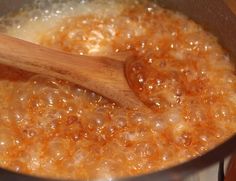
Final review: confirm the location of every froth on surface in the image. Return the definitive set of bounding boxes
[1,0,125,43]
[0,0,235,180]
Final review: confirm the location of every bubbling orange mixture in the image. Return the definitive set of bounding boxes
[0,0,236,180]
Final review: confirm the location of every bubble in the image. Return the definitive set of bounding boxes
[200,135,208,142]
[9,107,27,123]
[23,128,37,138]
[48,138,68,161]
[138,74,145,83]
[165,108,182,123]
[113,116,127,128]
[0,128,15,152]
[131,112,147,124]
[73,149,87,165]
[135,143,153,158]
[162,153,169,161]
[89,113,105,127]
[150,116,165,131]
[178,133,192,147]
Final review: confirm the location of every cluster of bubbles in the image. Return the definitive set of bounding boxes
[0,0,235,180]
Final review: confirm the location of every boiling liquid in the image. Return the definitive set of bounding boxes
[0,0,235,180]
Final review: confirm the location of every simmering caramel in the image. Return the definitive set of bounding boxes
[0,0,235,180]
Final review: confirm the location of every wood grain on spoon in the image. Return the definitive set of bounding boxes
[0,33,143,109]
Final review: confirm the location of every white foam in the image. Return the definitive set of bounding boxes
[1,0,127,43]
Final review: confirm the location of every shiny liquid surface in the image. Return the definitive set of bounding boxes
[0,0,236,180]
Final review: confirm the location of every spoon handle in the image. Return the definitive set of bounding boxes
[0,34,142,108]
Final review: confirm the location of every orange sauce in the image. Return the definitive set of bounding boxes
[0,1,235,180]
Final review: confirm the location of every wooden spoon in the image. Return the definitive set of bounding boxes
[0,34,144,109]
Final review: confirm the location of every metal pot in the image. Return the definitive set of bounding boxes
[0,0,235,181]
